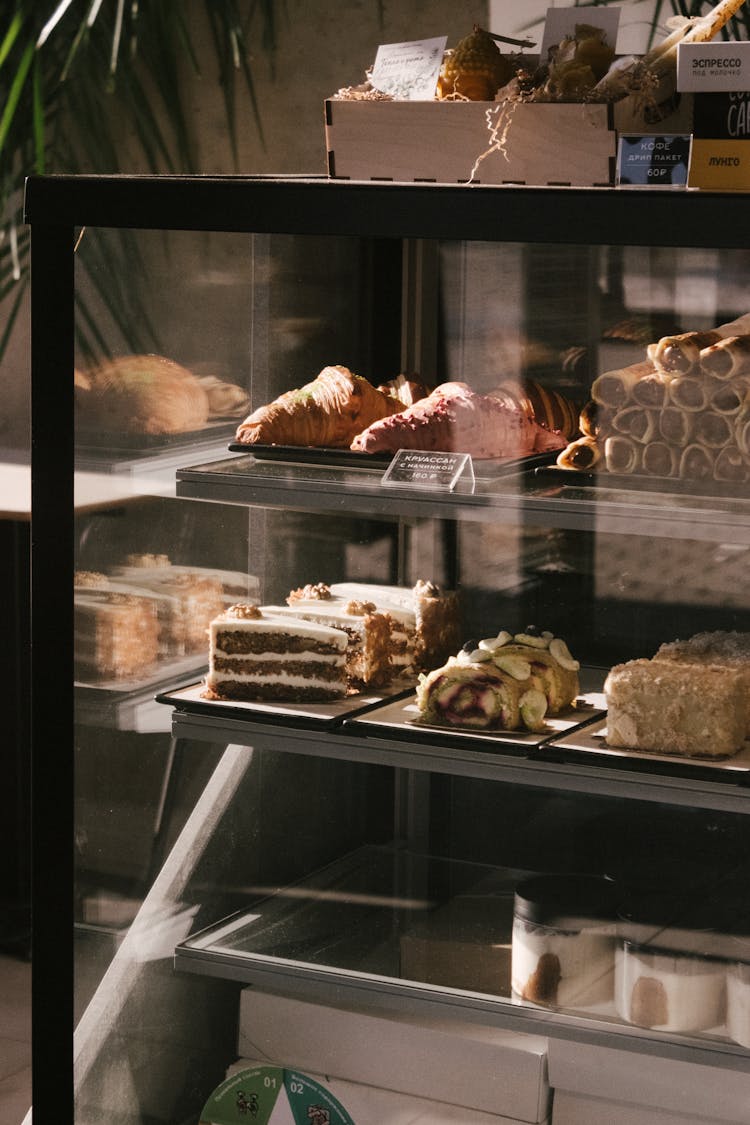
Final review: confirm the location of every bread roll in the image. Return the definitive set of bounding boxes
[82,354,210,435]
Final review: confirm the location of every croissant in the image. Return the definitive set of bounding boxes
[235,365,403,448]
[488,379,580,441]
[351,381,567,459]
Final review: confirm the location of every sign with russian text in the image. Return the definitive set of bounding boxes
[678,41,750,92]
[617,134,690,186]
[689,92,750,189]
[381,449,474,492]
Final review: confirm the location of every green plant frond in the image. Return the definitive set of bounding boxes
[32,53,45,173]
[0,38,35,159]
[0,10,24,72]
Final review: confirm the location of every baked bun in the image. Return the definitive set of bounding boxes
[198,375,250,418]
[82,354,210,434]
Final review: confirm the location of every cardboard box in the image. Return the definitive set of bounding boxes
[399,894,513,996]
[552,1091,740,1125]
[228,1058,551,1124]
[325,90,692,188]
[238,988,550,1122]
[547,1038,750,1124]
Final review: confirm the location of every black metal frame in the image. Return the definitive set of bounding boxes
[24,175,750,1125]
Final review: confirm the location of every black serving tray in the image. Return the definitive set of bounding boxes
[230,443,559,479]
[155,680,415,732]
[342,692,606,755]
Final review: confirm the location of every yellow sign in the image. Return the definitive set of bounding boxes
[688,138,750,190]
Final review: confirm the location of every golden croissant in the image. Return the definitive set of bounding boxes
[235,365,404,448]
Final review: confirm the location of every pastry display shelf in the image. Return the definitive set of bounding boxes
[176,454,750,544]
[173,844,750,1076]
[75,658,208,732]
[163,701,750,816]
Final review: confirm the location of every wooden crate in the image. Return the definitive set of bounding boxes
[324,94,693,188]
[325,99,616,187]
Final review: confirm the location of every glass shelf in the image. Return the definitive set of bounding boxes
[175,844,750,1074]
[176,455,750,543]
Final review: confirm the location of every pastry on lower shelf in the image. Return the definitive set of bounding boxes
[111,555,228,656]
[263,582,392,688]
[416,657,545,732]
[204,603,349,702]
[604,657,746,758]
[74,572,160,682]
[415,626,580,732]
[654,630,750,737]
[329,579,461,674]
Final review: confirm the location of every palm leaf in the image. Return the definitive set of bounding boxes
[0,1,281,364]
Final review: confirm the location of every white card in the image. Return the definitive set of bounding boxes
[540,6,621,63]
[370,37,447,101]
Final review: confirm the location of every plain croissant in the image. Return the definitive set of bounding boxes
[235,365,404,448]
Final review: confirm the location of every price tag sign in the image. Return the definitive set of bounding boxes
[689,92,750,190]
[381,449,475,492]
[370,37,447,101]
[617,134,691,186]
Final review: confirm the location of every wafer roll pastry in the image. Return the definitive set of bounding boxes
[700,334,750,380]
[714,445,749,482]
[642,442,679,478]
[694,410,734,449]
[631,374,667,410]
[667,375,710,412]
[736,411,750,458]
[605,435,642,475]
[659,407,694,447]
[579,400,609,437]
[592,360,655,410]
[679,443,714,481]
[716,311,750,338]
[649,330,722,376]
[612,406,658,444]
[708,376,749,416]
[556,435,601,470]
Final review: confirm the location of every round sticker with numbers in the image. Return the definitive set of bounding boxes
[200,1065,356,1125]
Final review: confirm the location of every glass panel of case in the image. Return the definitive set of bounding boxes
[67,212,750,1124]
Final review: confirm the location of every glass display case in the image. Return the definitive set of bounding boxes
[26,176,750,1125]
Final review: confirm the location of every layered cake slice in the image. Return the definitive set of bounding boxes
[604,657,746,758]
[74,571,160,681]
[329,579,461,674]
[653,630,750,737]
[112,553,228,655]
[204,603,348,702]
[265,583,392,688]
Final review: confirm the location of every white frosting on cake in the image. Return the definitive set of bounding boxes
[330,582,417,627]
[209,609,348,648]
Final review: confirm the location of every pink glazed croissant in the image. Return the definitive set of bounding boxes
[351,381,566,459]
